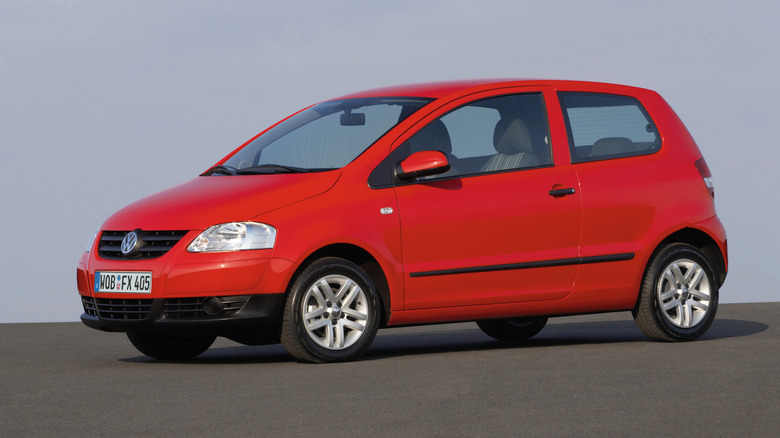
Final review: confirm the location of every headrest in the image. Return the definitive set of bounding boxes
[590,137,633,157]
[493,118,532,154]
[409,119,452,155]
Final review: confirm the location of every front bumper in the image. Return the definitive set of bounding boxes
[77,228,299,345]
[80,293,285,344]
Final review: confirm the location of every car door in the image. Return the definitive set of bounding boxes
[390,89,582,310]
[557,91,666,304]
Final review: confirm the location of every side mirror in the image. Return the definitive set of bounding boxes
[396,150,450,181]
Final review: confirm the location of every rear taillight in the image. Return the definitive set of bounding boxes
[695,158,714,197]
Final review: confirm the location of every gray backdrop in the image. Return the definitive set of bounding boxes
[1,0,775,322]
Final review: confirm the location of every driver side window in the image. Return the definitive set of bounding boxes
[398,93,551,180]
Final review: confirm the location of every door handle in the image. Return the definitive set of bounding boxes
[549,187,575,197]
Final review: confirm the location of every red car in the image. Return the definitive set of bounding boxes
[77,79,727,363]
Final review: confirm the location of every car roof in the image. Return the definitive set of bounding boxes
[334,79,648,100]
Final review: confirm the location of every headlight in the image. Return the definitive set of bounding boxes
[188,222,276,253]
[86,229,99,253]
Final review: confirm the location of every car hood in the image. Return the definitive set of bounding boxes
[101,171,341,231]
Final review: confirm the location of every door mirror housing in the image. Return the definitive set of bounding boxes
[396,150,450,181]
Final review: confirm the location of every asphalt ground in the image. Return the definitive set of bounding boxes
[1,303,777,437]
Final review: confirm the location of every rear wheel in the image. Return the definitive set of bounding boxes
[281,258,380,363]
[633,243,719,341]
[126,332,216,360]
[477,317,548,341]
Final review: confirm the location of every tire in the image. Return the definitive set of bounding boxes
[126,332,216,360]
[477,316,548,341]
[633,243,719,342]
[281,258,381,363]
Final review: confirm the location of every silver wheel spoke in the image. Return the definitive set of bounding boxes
[304,307,327,320]
[670,264,685,285]
[343,307,367,321]
[334,320,346,348]
[317,279,338,303]
[662,299,681,312]
[309,284,327,308]
[342,319,365,332]
[662,269,677,289]
[690,288,710,301]
[682,302,693,326]
[323,321,334,348]
[687,265,704,288]
[689,300,709,312]
[335,279,356,302]
[340,283,360,307]
[672,303,684,326]
[660,287,677,302]
[305,317,330,331]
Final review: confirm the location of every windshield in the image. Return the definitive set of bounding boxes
[214,97,432,174]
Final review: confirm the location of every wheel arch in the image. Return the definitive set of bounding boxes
[655,227,727,286]
[288,243,392,327]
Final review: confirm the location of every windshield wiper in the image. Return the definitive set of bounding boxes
[203,165,238,176]
[235,164,312,174]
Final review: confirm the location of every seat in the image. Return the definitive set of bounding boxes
[480,118,540,172]
[409,119,453,156]
[407,119,458,176]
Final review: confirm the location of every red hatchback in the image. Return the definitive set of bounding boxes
[77,80,727,362]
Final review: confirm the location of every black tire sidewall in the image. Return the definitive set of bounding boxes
[285,258,380,362]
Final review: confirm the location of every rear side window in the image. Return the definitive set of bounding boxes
[559,92,660,163]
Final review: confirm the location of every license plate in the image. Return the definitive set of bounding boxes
[94,272,152,294]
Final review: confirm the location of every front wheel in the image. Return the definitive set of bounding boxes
[126,332,216,360]
[477,317,548,341]
[633,243,719,342]
[281,258,381,363]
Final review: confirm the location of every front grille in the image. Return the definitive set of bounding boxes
[82,296,154,320]
[164,296,250,319]
[98,230,189,260]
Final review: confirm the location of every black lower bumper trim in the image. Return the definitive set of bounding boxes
[80,293,285,343]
